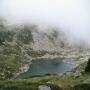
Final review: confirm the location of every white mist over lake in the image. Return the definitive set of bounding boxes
[0,0,89,44]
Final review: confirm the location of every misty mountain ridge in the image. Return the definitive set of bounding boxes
[0,18,89,51]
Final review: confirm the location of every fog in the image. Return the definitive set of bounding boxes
[0,0,90,44]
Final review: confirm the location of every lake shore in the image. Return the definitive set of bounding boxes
[14,49,90,79]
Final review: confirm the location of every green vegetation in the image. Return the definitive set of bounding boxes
[17,26,33,44]
[0,30,15,45]
[0,71,89,90]
[26,48,47,57]
[0,43,28,80]
[0,24,34,79]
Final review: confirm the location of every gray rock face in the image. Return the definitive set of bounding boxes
[38,85,51,90]
[83,78,90,84]
[85,58,90,72]
[38,84,62,90]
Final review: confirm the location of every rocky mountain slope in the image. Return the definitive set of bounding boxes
[0,19,89,80]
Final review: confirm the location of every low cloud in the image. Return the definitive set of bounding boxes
[0,0,89,44]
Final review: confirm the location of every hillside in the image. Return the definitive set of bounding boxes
[0,19,90,80]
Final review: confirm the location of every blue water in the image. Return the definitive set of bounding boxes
[19,58,73,78]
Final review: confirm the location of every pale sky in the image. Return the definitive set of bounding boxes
[0,0,90,43]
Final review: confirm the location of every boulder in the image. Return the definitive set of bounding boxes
[38,85,51,90]
[38,84,62,90]
[83,78,90,84]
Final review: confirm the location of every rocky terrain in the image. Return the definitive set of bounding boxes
[0,18,90,90]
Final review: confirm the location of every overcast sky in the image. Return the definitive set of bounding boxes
[0,0,90,43]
